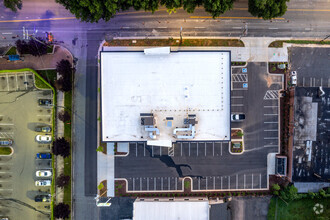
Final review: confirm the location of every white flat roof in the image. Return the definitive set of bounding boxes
[101,50,230,142]
[133,201,209,220]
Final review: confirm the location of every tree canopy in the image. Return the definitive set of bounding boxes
[15,38,48,57]
[248,0,289,20]
[55,0,235,22]
[54,203,70,219]
[3,0,22,12]
[52,137,71,158]
[55,59,72,92]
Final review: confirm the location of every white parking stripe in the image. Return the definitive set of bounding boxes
[236,174,238,189]
[231,96,243,98]
[264,137,278,139]
[154,177,156,190]
[228,176,230,189]
[264,129,278,131]
[168,178,170,190]
[252,174,254,189]
[198,178,200,190]
[221,177,223,189]
[15,74,18,91]
[264,145,278,147]
[144,143,145,156]
[189,142,190,156]
[205,143,206,156]
[6,75,9,91]
[264,122,278,124]
[24,73,27,89]
[152,146,154,157]
[231,104,244,106]
[206,177,208,190]
[140,178,142,191]
[160,146,162,156]
[264,114,278,116]
[161,177,163,190]
[212,142,214,156]
[133,178,135,191]
[221,143,223,156]
[264,106,278,108]
[260,174,262,188]
[213,177,215,190]
[303,77,305,86]
[244,174,246,189]
[147,178,149,190]
[175,178,177,190]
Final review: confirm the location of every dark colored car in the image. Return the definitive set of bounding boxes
[231,113,246,122]
[38,99,52,106]
[36,153,52,159]
[35,194,51,202]
[35,126,52,133]
[0,139,13,146]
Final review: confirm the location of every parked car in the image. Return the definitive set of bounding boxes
[291,75,297,85]
[36,170,52,177]
[35,180,51,186]
[0,139,13,146]
[231,113,245,122]
[38,99,52,106]
[35,126,52,133]
[36,153,52,159]
[35,194,51,202]
[35,135,52,143]
[291,71,297,76]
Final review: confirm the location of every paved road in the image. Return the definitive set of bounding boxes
[0,0,329,219]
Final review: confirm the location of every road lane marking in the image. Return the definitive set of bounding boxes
[194,27,206,29]
[190,16,284,20]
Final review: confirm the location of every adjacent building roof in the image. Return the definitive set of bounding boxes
[101,50,231,144]
[133,201,209,220]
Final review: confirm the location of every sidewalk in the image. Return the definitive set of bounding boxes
[0,45,73,70]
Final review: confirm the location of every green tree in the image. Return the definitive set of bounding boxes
[272,183,281,195]
[3,0,22,12]
[203,0,234,18]
[248,0,289,20]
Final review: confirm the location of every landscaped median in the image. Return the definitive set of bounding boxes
[269,40,330,48]
[230,128,244,154]
[104,38,245,47]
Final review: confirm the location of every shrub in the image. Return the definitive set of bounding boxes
[58,110,71,122]
[56,174,70,188]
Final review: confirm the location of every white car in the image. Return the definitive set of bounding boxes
[35,180,51,186]
[36,170,52,177]
[291,71,297,76]
[35,135,52,143]
[231,113,245,122]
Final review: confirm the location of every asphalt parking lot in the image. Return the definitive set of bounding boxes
[231,63,282,151]
[114,63,281,193]
[0,71,53,220]
[290,47,330,88]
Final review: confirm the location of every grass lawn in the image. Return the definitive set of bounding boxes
[0,147,12,155]
[269,40,330,48]
[105,38,245,47]
[35,69,57,89]
[5,46,17,55]
[268,197,330,220]
[63,90,72,218]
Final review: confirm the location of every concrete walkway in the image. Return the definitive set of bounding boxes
[55,73,65,204]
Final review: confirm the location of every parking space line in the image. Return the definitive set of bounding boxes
[15,74,18,91]
[228,176,230,189]
[152,146,154,157]
[205,143,206,156]
[143,143,145,156]
[265,145,278,147]
[197,142,199,156]
[260,174,261,188]
[231,104,244,107]
[213,177,215,190]
[328,78,330,87]
[198,178,200,190]
[321,78,323,86]
[212,142,214,156]
[252,174,254,189]
[136,143,138,157]
[264,114,278,116]
[236,174,238,189]
[133,178,135,191]
[6,75,9,91]
[264,129,278,131]
[175,178,177,190]
[231,96,243,98]
[168,178,170,190]
[147,178,149,190]
[0,123,14,126]
[154,177,156,190]
[244,174,246,189]
[206,177,208,190]
[264,137,278,139]
[303,77,305,86]
[181,143,183,156]
[264,106,278,108]
[313,78,315,87]
[160,146,162,156]
[37,115,51,117]
[221,177,223,189]
[264,122,278,124]
[310,77,312,87]
[161,177,163,190]
[140,178,142,191]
